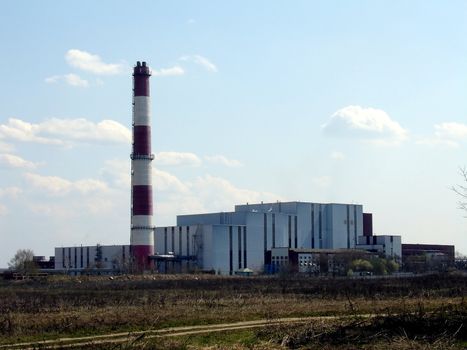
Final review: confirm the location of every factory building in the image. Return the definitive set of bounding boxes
[356,235,402,259]
[154,201,369,275]
[402,243,455,269]
[52,201,405,275]
[54,245,131,273]
[267,247,373,275]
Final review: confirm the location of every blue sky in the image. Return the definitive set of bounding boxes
[1,1,466,266]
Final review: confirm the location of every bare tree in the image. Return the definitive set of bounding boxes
[452,167,467,215]
[8,249,36,274]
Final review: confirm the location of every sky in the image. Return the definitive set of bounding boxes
[0,1,466,267]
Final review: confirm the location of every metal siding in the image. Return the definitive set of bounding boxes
[243,227,247,268]
[171,227,175,252]
[245,213,267,271]
[272,213,276,248]
[186,226,190,256]
[294,215,298,248]
[202,225,213,270]
[363,213,373,236]
[238,226,242,269]
[295,203,311,249]
[210,226,229,274]
[263,213,267,256]
[311,205,315,249]
[327,204,348,249]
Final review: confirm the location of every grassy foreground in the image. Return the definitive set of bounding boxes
[0,272,466,348]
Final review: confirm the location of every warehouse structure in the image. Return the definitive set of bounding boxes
[54,201,402,275]
[152,201,401,274]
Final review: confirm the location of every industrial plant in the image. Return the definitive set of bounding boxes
[28,61,456,276]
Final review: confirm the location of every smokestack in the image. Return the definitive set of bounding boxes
[130,61,154,271]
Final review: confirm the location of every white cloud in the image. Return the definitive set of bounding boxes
[330,151,345,160]
[416,122,467,148]
[0,118,130,146]
[204,155,243,167]
[322,105,408,144]
[65,49,124,75]
[73,179,109,194]
[100,159,130,189]
[44,76,60,84]
[27,197,115,217]
[0,118,64,145]
[45,73,89,87]
[154,168,190,193]
[155,173,283,220]
[193,55,217,72]
[152,66,185,77]
[415,138,459,148]
[19,172,117,218]
[6,154,284,228]
[311,176,331,188]
[64,73,89,87]
[0,141,13,153]
[23,173,108,195]
[24,173,72,194]
[100,158,190,193]
[190,175,281,211]
[179,54,218,72]
[99,157,282,220]
[154,152,202,166]
[0,187,22,198]
[0,192,14,214]
[39,118,131,144]
[0,153,37,169]
[435,122,467,140]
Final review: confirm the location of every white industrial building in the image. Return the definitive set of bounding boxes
[54,201,402,275]
[356,235,402,259]
[154,201,365,275]
[54,245,130,273]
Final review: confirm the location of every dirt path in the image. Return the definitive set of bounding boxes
[1,315,363,349]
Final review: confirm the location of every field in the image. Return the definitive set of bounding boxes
[0,272,466,349]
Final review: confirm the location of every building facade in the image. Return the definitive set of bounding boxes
[53,201,408,275]
[154,201,365,275]
[356,235,402,260]
[54,245,130,273]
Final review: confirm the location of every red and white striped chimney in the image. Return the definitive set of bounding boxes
[130,61,154,271]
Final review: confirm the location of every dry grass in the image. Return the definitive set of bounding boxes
[256,302,467,349]
[0,272,465,347]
